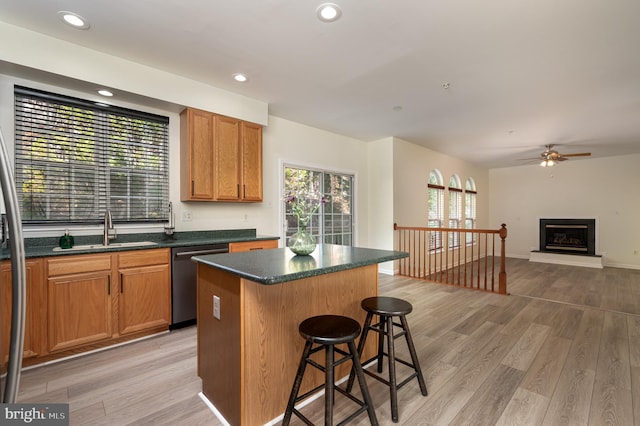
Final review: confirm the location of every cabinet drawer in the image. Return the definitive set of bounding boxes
[229,240,278,253]
[47,254,111,277]
[117,248,170,268]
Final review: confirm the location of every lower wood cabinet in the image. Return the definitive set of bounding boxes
[39,248,171,362]
[1,258,45,366]
[228,239,278,252]
[47,254,113,352]
[118,250,171,335]
[48,270,112,352]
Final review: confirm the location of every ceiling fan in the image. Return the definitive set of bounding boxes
[534,144,591,167]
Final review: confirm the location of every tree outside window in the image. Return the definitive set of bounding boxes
[284,165,354,246]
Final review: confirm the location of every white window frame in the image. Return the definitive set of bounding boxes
[428,169,444,251]
[465,177,477,244]
[448,174,462,248]
[282,163,355,247]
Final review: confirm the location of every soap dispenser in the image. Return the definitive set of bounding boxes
[59,229,74,249]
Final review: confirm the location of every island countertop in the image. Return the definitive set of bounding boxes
[192,243,408,285]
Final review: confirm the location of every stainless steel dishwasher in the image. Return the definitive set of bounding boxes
[171,243,228,328]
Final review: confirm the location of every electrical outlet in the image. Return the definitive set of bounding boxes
[213,295,220,319]
[182,211,192,222]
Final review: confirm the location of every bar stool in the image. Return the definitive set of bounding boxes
[346,296,427,422]
[283,315,378,426]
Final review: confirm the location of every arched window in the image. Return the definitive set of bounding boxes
[428,169,444,250]
[448,174,462,247]
[465,177,477,244]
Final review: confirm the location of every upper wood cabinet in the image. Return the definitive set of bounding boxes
[180,107,263,202]
[181,108,215,200]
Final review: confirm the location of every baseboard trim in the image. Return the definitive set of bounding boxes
[529,251,603,269]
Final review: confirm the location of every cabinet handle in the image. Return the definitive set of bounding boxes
[191,180,195,196]
[243,184,246,198]
[107,275,111,295]
[120,273,124,293]
[237,183,240,198]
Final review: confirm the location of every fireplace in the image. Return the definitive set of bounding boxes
[539,218,596,256]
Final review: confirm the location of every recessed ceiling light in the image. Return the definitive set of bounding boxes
[58,11,90,30]
[317,3,342,22]
[233,73,248,83]
[98,89,113,97]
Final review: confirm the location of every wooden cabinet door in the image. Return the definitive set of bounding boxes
[1,259,45,366]
[181,108,214,200]
[47,271,112,352]
[241,121,263,201]
[228,239,278,253]
[214,114,242,201]
[118,263,171,335]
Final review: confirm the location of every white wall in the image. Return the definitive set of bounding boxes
[367,137,394,273]
[0,21,375,246]
[393,138,490,229]
[0,77,370,245]
[0,22,267,125]
[264,116,370,246]
[489,154,640,269]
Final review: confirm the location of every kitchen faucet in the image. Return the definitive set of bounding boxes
[103,210,117,245]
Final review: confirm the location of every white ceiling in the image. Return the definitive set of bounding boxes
[1,0,640,168]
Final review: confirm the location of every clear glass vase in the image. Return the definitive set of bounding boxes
[288,227,317,256]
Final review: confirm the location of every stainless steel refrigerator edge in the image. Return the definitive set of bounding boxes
[0,128,27,403]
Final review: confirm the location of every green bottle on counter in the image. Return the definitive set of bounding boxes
[59,229,74,249]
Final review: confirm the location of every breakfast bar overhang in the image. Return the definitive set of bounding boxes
[193,244,408,425]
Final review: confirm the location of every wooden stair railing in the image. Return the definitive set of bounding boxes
[394,223,508,295]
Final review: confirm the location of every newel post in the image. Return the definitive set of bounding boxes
[498,224,507,294]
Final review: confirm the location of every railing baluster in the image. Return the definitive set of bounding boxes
[393,224,508,295]
[491,233,496,292]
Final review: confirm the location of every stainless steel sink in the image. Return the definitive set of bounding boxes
[52,241,158,252]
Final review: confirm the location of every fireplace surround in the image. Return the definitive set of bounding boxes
[539,218,596,256]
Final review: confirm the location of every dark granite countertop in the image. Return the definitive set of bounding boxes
[0,229,279,260]
[192,244,408,285]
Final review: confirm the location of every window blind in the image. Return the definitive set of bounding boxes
[14,86,169,224]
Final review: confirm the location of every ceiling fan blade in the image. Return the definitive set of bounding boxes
[560,152,591,157]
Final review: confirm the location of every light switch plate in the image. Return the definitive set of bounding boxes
[213,295,220,320]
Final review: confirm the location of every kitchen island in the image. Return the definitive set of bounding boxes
[193,244,408,425]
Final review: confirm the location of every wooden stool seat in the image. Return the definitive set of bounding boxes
[347,297,428,423]
[283,315,378,426]
[361,296,413,316]
[299,315,361,345]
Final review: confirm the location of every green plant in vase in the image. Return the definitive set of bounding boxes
[284,193,327,255]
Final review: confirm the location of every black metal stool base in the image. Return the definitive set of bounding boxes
[346,297,428,423]
[283,315,378,426]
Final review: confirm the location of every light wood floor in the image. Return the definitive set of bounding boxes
[16,258,640,425]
